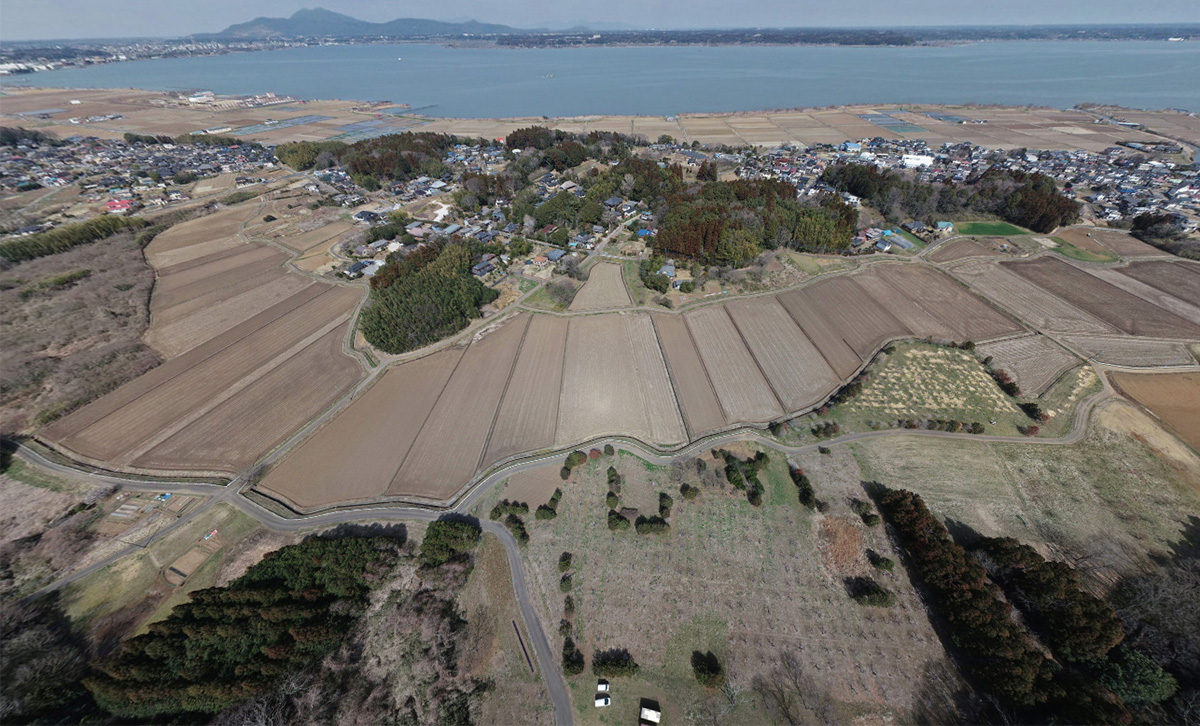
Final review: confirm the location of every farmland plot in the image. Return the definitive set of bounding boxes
[858,264,1021,343]
[1005,257,1200,339]
[567,262,632,311]
[1111,372,1200,451]
[1118,261,1200,308]
[390,315,529,501]
[143,205,256,261]
[148,266,291,328]
[651,314,727,438]
[1060,336,1196,367]
[556,314,686,448]
[775,288,864,379]
[725,297,839,412]
[782,276,909,360]
[1086,229,1171,257]
[484,315,568,464]
[928,238,1002,263]
[151,245,282,305]
[258,347,463,509]
[47,285,360,467]
[976,335,1079,395]
[684,306,784,423]
[951,260,1118,335]
[134,326,361,471]
[276,220,353,253]
[1080,264,1200,327]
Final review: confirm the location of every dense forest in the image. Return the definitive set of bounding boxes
[275,132,466,188]
[359,241,499,354]
[821,163,1080,233]
[0,216,150,264]
[877,486,1181,723]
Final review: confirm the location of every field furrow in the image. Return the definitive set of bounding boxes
[1118,261,1200,311]
[976,334,1079,395]
[684,306,784,423]
[652,313,727,438]
[258,346,464,508]
[1060,336,1197,367]
[726,297,839,412]
[390,314,529,500]
[1082,264,1200,327]
[484,314,568,465]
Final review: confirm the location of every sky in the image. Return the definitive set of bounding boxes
[3,0,1199,41]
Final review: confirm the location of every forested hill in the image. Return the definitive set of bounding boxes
[198,8,517,39]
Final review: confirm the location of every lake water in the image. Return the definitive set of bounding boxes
[10,41,1200,117]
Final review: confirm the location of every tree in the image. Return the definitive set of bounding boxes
[592,648,640,677]
[692,651,725,688]
[1096,647,1178,706]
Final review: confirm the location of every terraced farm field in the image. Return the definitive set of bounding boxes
[1084,228,1171,257]
[652,313,726,438]
[725,297,838,411]
[685,305,783,423]
[1060,336,1197,368]
[951,260,1118,335]
[484,315,569,463]
[1119,260,1200,305]
[976,335,1079,395]
[1080,264,1200,327]
[929,238,1002,263]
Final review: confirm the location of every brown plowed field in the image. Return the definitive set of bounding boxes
[785,276,910,359]
[1005,257,1200,339]
[1081,265,1200,327]
[47,286,359,464]
[652,314,727,438]
[390,315,529,499]
[258,347,464,508]
[1054,227,1119,256]
[568,262,632,311]
[150,247,284,310]
[929,239,1002,263]
[149,267,291,328]
[1111,371,1200,451]
[775,288,864,379]
[277,220,353,253]
[144,205,256,259]
[853,267,958,342]
[859,265,1021,343]
[1119,261,1200,309]
[557,315,650,446]
[684,306,784,423]
[725,297,839,412]
[952,260,1118,335]
[147,274,318,357]
[1061,336,1197,367]
[133,326,361,471]
[976,335,1079,395]
[44,283,330,438]
[148,234,251,269]
[484,314,568,464]
[624,314,688,445]
[1084,228,1171,257]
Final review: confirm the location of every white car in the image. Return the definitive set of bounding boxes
[596,680,610,693]
[594,695,611,708]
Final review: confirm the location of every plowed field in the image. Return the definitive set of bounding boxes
[783,276,909,359]
[952,260,1118,335]
[1005,257,1200,339]
[1081,265,1200,327]
[568,262,632,311]
[929,238,1002,263]
[390,315,530,500]
[858,264,1021,343]
[1119,261,1200,309]
[775,287,863,379]
[725,297,839,411]
[1111,371,1200,451]
[1061,336,1197,367]
[258,347,464,508]
[1085,228,1171,257]
[484,315,568,464]
[684,306,783,423]
[652,314,727,437]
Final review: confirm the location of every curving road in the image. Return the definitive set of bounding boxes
[9,364,1122,726]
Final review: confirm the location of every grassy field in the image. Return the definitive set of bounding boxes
[490,448,964,724]
[518,277,539,293]
[895,229,926,250]
[791,342,1100,441]
[621,259,652,306]
[522,285,572,312]
[851,399,1200,580]
[777,252,855,277]
[954,221,1031,236]
[1,458,82,493]
[1051,237,1119,263]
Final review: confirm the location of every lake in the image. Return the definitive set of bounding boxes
[10,41,1200,117]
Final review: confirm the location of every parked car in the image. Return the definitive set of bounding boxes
[594,695,611,708]
[597,680,609,692]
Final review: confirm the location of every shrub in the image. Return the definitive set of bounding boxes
[867,550,895,571]
[607,510,631,531]
[634,515,670,535]
[816,499,830,513]
[558,552,573,572]
[852,499,881,527]
[559,573,573,592]
[262,215,277,222]
[559,619,572,637]
[536,505,558,520]
[565,450,588,469]
[691,650,725,688]
[489,499,529,520]
[504,513,529,545]
[747,486,763,507]
[560,466,571,480]
[589,448,602,459]
[845,576,895,607]
[680,483,699,500]
[679,280,695,293]
[562,638,585,675]
[970,422,986,435]
[659,492,674,518]
[592,648,639,678]
[791,468,817,510]
[603,443,615,456]
[606,491,619,508]
[1096,646,1178,706]
[606,466,622,493]
[563,595,575,614]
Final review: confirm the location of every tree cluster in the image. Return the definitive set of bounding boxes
[536,489,564,520]
[592,648,640,678]
[0,216,149,263]
[715,449,769,506]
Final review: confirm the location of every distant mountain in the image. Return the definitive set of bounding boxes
[198,7,517,39]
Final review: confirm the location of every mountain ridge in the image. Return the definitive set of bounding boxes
[197,7,519,39]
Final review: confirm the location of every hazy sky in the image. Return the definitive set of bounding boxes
[4,0,1199,41]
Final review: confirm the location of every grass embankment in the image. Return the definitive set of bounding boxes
[954,221,1031,236]
[789,342,1099,442]
[1051,238,1119,263]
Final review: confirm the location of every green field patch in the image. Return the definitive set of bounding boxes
[954,221,1031,236]
[1050,238,1119,263]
